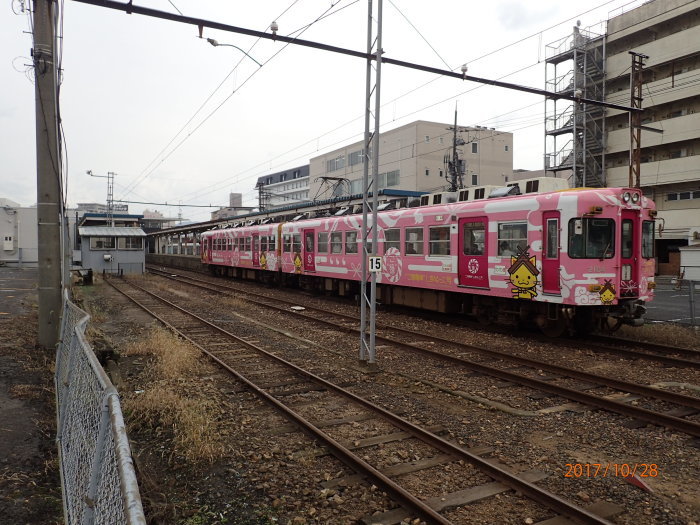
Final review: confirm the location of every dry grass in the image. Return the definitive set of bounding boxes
[122,327,228,463]
[222,296,246,310]
[618,322,700,349]
[124,385,227,463]
[8,384,44,400]
[123,326,203,380]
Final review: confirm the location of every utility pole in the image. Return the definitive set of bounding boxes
[87,170,116,226]
[446,104,467,192]
[629,51,647,189]
[359,0,383,369]
[33,0,63,349]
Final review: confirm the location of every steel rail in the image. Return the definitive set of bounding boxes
[107,276,614,525]
[147,268,700,423]
[147,265,700,370]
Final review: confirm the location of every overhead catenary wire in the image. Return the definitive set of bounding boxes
[120,1,354,200]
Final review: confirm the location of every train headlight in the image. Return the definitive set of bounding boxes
[631,192,640,204]
[622,192,631,203]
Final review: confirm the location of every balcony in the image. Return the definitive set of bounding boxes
[606,112,700,154]
[606,25,700,78]
[605,69,700,118]
[606,155,699,187]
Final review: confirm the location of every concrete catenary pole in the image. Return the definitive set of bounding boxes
[33,0,63,348]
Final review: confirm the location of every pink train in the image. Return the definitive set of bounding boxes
[201,187,656,335]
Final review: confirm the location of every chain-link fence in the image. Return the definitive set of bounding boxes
[56,290,146,525]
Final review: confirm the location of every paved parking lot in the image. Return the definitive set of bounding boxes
[645,276,699,325]
[0,267,38,317]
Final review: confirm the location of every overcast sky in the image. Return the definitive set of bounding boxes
[1,0,643,221]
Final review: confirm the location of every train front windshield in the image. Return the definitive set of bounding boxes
[568,218,615,259]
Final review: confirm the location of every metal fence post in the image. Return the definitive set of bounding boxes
[689,280,697,327]
[82,390,114,525]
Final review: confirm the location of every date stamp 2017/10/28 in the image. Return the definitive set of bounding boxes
[564,463,659,478]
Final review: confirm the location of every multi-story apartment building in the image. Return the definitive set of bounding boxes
[308,120,513,201]
[546,0,700,273]
[605,0,700,250]
[255,165,310,209]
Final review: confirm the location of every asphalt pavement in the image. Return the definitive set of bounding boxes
[645,276,699,326]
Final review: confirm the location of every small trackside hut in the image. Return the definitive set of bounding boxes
[78,226,147,275]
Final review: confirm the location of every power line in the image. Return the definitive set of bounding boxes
[119,0,352,199]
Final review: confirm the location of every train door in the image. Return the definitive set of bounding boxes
[458,217,489,288]
[620,210,638,297]
[542,211,561,294]
[252,234,260,267]
[303,229,316,272]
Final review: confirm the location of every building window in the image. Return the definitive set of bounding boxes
[439,137,444,145]
[472,174,478,186]
[474,188,485,199]
[425,169,430,177]
[425,135,430,143]
[326,156,345,172]
[349,149,364,166]
[472,142,478,154]
[386,170,400,187]
[505,145,509,152]
[118,237,143,250]
[90,237,115,250]
[439,170,443,178]
[429,226,450,255]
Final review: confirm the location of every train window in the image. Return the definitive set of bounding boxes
[260,236,268,252]
[253,236,260,253]
[498,222,527,256]
[346,231,358,254]
[228,238,233,251]
[283,234,292,253]
[305,232,314,252]
[463,222,484,255]
[567,218,615,259]
[622,220,633,258]
[429,226,450,255]
[642,221,655,258]
[405,227,424,255]
[292,234,302,253]
[330,232,343,254]
[546,220,558,259]
[385,229,400,253]
[244,237,252,252]
[318,232,328,253]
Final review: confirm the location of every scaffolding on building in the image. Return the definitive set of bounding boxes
[544,24,606,188]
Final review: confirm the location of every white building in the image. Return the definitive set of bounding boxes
[546,0,700,275]
[309,121,513,201]
[255,166,310,209]
[0,201,38,267]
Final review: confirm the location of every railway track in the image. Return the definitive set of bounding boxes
[145,265,700,438]
[106,275,620,525]
[146,264,700,369]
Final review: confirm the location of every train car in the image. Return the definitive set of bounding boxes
[202,187,656,335]
[201,222,280,282]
